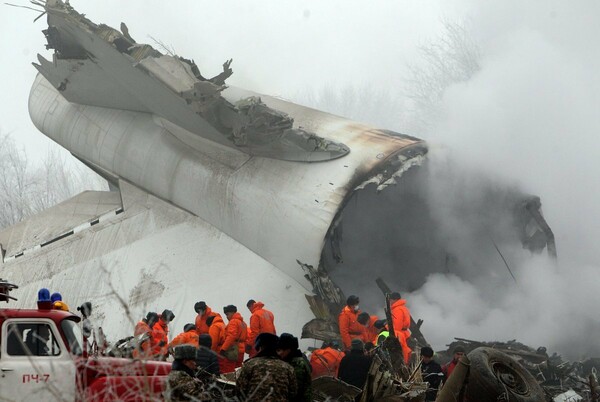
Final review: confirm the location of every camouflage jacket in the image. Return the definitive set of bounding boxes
[166,365,207,401]
[288,354,312,402]
[237,355,298,402]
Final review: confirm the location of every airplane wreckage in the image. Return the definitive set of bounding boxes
[0,1,560,394]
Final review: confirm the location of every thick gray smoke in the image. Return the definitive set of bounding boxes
[315,2,600,359]
[410,1,600,359]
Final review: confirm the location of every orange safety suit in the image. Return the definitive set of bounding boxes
[132,320,153,359]
[208,314,226,352]
[310,347,345,379]
[151,319,169,359]
[391,299,412,364]
[220,312,248,372]
[362,315,380,345]
[195,306,218,335]
[168,329,199,349]
[208,314,228,374]
[247,302,276,357]
[338,306,366,351]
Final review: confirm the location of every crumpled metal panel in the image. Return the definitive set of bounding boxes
[34,1,350,162]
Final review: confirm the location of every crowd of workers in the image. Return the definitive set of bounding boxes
[132,291,463,401]
[37,287,461,401]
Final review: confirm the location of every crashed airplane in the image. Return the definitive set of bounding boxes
[0,0,554,341]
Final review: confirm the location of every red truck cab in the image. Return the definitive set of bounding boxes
[0,281,171,401]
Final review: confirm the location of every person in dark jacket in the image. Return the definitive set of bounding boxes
[277,333,312,402]
[420,346,444,401]
[237,333,297,402]
[338,339,372,389]
[196,333,220,377]
[166,345,206,401]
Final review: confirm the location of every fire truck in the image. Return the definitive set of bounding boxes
[0,279,171,401]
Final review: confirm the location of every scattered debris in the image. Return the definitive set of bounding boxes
[440,337,600,401]
[553,389,584,402]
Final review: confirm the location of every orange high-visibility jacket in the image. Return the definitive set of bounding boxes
[208,314,226,353]
[221,312,248,356]
[310,347,345,379]
[247,302,276,350]
[195,306,218,335]
[391,299,412,363]
[169,329,199,349]
[362,315,379,344]
[338,306,366,350]
[132,320,152,359]
[151,319,169,357]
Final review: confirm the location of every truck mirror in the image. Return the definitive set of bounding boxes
[77,302,92,318]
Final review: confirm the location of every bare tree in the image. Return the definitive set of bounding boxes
[0,133,35,228]
[29,147,107,214]
[0,132,107,229]
[405,19,481,132]
[293,84,407,132]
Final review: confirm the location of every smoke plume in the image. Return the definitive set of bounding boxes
[406,1,600,359]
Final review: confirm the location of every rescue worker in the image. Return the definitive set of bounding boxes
[166,345,206,401]
[310,340,345,379]
[442,345,465,379]
[133,312,159,359]
[374,319,389,345]
[357,312,379,344]
[389,292,412,364]
[338,295,366,351]
[219,305,247,373]
[338,339,372,389]
[206,315,227,373]
[421,346,444,401]
[277,333,312,402]
[50,292,70,311]
[169,323,199,351]
[196,334,220,377]
[152,309,175,360]
[194,301,218,335]
[237,333,297,402]
[246,299,276,357]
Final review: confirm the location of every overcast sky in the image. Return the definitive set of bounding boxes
[1,1,599,357]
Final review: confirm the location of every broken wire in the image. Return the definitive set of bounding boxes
[5,2,43,12]
[489,234,517,283]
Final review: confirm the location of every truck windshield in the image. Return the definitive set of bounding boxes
[61,319,83,355]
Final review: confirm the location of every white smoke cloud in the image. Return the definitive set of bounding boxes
[407,1,600,359]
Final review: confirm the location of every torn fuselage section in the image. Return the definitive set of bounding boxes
[300,144,428,337]
[34,0,349,162]
[321,155,557,312]
[301,142,557,340]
